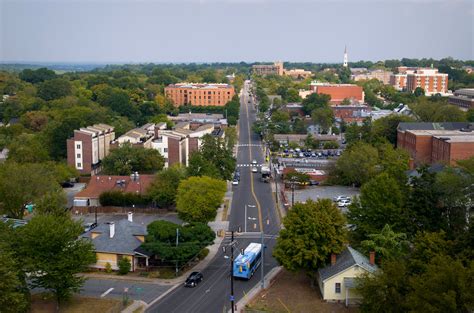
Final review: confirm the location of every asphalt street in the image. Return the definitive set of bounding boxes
[147,81,281,313]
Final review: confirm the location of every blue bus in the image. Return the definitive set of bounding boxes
[233,242,262,279]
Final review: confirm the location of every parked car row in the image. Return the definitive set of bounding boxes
[280,149,342,159]
[333,195,352,207]
[232,170,241,185]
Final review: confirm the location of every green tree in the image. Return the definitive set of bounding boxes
[413,87,425,97]
[7,133,50,163]
[301,93,331,115]
[147,165,186,208]
[348,173,406,241]
[332,142,379,186]
[17,215,96,308]
[467,108,474,122]
[37,78,72,101]
[19,67,56,84]
[118,257,131,275]
[273,199,347,279]
[102,144,164,175]
[361,225,409,264]
[176,176,226,223]
[34,190,68,216]
[224,126,238,151]
[371,114,415,146]
[187,152,220,178]
[311,106,334,133]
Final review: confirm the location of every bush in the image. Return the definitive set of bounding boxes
[105,262,112,274]
[118,257,131,275]
[323,141,339,149]
[99,190,150,207]
[198,248,210,260]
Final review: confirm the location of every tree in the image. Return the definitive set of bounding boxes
[118,257,131,275]
[467,108,474,122]
[332,142,379,186]
[176,176,226,223]
[17,215,96,307]
[273,199,347,279]
[37,78,72,101]
[361,225,409,264]
[348,173,406,241]
[34,190,68,216]
[224,126,238,151]
[7,133,50,163]
[187,152,220,179]
[372,115,415,146]
[414,87,425,97]
[0,163,62,219]
[302,93,331,115]
[102,144,164,175]
[406,256,473,313]
[311,106,334,133]
[147,165,186,208]
[19,67,56,84]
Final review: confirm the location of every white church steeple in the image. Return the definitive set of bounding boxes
[343,45,348,67]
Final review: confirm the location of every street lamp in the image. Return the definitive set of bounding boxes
[245,204,256,232]
[290,178,297,206]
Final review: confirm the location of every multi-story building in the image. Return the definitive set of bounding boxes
[113,123,164,149]
[448,89,474,111]
[152,123,222,168]
[168,113,228,127]
[352,69,393,85]
[67,124,115,175]
[283,68,313,79]
[252,62,284,76]
[309,82,365,104]
[405,68,449,96]
[389,73,408,91]
[331,104,372,124]
[397,122,474,166]
[164,83,235,107]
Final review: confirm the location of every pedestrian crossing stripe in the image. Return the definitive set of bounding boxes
[237,164,265,167]
[236,144,261,147]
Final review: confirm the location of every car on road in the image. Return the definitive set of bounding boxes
[251,167,258,173]
[252,159,257,165]
[309,180,319,186]
[333,195,350,202]
[232,178,239,185]
[337,199,352,207]
[184,272,203,287]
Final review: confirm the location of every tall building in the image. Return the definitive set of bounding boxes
[343,46,348,68]
[252,62,284,76]
[448,89,474,111]
[164,83,235,107]
[67,124,115,175]
[406,68,449,96]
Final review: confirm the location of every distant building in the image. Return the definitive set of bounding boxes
[164,83,235,107]
[331,104,372,124]
[309,82,365,104]
[351,69,393,85]
[252,62,284,76]
[389,67,418,91]
[406,68,449,96]
[448,89,474,111]
[67,124,115,175]
[397,122,474,166]
[113,123,156,148]
[284,68,312,79]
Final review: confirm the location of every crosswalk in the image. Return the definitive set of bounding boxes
[237,144,261,147]
[237,164,265,167]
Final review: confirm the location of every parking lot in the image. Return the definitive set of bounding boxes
[285,185,360,213]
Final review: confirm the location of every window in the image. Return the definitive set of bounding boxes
[164,148,168,152]
[76,144,81,149]
[335,283,341,293]
[76,153,81,158]
[77,162,82,168]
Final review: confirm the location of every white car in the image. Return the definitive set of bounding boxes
[333,195,350,202]
[251,167,258,173]
[232,179,239,185]
[252,159,257,165]
[337,199,352,207]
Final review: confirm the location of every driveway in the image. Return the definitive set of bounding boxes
[285,185,360,212]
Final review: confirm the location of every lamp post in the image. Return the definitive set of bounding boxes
[290,178,296,207]
[245,204,256,232]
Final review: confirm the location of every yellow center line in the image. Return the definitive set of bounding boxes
[245,93,264,232]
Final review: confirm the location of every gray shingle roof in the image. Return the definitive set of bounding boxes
[318,247,378,282]
[81,219,147,255]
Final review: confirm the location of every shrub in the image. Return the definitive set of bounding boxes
[99,190,150,207]
[198,248,210,260]
[118,257,131,275]
[105,262,112,274]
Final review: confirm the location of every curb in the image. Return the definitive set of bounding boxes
[230,266,283,313]
[122,300,147,313]
[145,281,182,309]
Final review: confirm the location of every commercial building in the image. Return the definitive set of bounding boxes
[406,68,449,96]
[351,69,393,85]
[67,124,115,175]
[283,68,313,79]
[448,89,474,111]
[168,113,227,127]
[252,62,284,76]
[309,82,365,104]
[397,122,474,166]
[164,83,235,107]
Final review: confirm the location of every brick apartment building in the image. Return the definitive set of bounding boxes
[67,124,115,175]
[164,83,235,106]
[112,123,165,149]
[252,62,284,76]
[390,67,449,95]
[351,69,393,85]
[448,89,474,111]
[309,82,365,104]
[397,122,474,166]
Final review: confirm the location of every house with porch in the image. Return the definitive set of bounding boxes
[81,213,152,272]
[317,246,377,306]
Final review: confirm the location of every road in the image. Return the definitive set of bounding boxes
[147,80,281,313]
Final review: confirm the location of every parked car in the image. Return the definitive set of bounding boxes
[337,199,352,207]
[333,195,350,202]
[184,272,203,287]
[299,152,304,158]
[309,180,320,186]
[61,181,74,188]
[232,178,239,185]
[311,153,317,157]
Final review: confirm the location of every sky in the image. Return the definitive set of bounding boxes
[0,0,473,63]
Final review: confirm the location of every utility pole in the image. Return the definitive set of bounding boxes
[260,231,264,289]
[291,179,296,206]
[175,228,179,276]
[230,231,235,313]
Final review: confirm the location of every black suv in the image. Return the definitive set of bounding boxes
[184,272,203,287]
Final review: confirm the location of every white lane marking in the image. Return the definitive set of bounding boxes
[100,287,114,298]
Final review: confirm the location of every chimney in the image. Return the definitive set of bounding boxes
[109,222,115,238]
[369,251,375,266]
[331,253,337,266]
[128,212,133,223]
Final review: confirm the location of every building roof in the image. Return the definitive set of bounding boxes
[318,246,378,282]
[166,83,233,89]
[81,219,147,255]
[398,122,473,132]
[75,175,155,200]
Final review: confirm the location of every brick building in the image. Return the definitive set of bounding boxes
[448,89,474,111]
[309,82,364,104]
[113,123,158,149]
[406,68,449,96]
[252,62,284,76]
[331,104,372,124]
[67,124,115,175]
[351,69,393,85]
[284,68,312,79]
[164,83,235,107]
[397,122,474,166]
